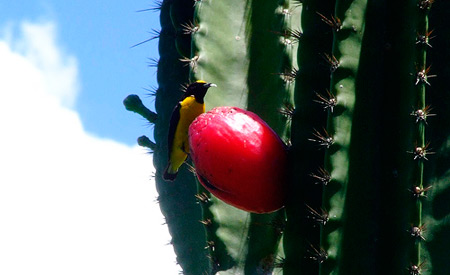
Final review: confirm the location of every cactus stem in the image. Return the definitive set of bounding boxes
[308,128,334,149]
[123,94,158,123]
[137,135,157,150]
[322,53,340,73]
[316,12,342,32]
[314,90,337,113]
[258,254,276,274]
[292,0,304,7]
[306,243,328,264]
[270,215,286,235]
[283,37,295,46]
[305,204,329,226]
[251,216,286,236]
[281,8,294,16]
[206,254,221,274]
[416,30,434,48]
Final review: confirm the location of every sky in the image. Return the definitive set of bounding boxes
[0,1,180,274]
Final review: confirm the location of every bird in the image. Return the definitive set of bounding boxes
[163,80,217,181]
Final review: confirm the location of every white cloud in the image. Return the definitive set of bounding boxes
[0,21,180,274]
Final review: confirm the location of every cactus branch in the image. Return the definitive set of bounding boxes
[123,94,158,123]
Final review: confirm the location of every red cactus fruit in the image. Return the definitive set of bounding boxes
[188,106,288,213]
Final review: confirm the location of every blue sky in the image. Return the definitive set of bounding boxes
[0,0,158,145]
[0,1,180,274]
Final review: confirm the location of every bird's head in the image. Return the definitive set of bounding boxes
[185,80,217,103]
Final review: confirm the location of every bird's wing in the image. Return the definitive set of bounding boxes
[167,102,181,158]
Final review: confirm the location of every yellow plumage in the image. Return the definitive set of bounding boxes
[163,80,216,181]
[166,97,204,175]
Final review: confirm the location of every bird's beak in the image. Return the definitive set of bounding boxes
[205,83,217,88]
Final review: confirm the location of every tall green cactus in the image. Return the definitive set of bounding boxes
[125,0,450,274]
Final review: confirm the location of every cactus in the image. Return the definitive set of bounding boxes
[125,0,450,274]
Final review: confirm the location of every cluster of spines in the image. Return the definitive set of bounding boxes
[408,1,435,273]
[196,186,236,274]
[195,190,225,274]
[304,9,342,269]
[276,0,301,144]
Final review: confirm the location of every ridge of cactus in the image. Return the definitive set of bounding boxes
[318,1,369,273]
[283,0,334,273]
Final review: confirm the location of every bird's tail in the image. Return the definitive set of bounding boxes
[163,163,178,181]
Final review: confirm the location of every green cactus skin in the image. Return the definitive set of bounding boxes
[319,1,370,274]
[123,94,157,123]
[170,0,194,58]
[283,0,334,274]
[125,0,450,274]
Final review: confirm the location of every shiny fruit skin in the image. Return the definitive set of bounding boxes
[189,106,288,213]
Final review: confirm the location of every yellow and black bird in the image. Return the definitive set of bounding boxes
[163,80,216,181]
